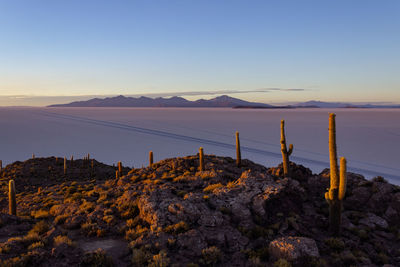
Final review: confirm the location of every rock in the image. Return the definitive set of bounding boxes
[359,213,388,229]
[345,187,371,210]
[269,236,319,262]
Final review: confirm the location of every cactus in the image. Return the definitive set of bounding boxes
[32,153,35,159]
[116,170,120,179]
[0,160,2,172]
[149,151,153,167]
[118,161,122,175]
[70,156,74,167]
[64,157,67,175]
[91,159,94,177]
[236,131,241,167]
[280,120,294,177]
[199,147,204,171]
[9,180,16,215]
[325,114,347,236]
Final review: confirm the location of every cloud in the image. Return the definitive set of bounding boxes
[125,88,309,98]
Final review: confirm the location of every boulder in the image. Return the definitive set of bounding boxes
[269,236,319,262]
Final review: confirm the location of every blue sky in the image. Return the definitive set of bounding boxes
[0,0,399,105]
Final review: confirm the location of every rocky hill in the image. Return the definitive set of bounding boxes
[0,156,399,266]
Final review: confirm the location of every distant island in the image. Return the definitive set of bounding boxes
[48,95,400,109]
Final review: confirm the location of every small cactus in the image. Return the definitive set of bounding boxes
[0,160,2,172]
[70,156,74,167]
[64,157,67,175]
[32,153,35,159]
[118,161,122,175]
[325,114,347,236]
[280,120,293,177]
[199,147,204,171]
[116,170,120,179]
[9,180,16,215]
[91,159,94,177]
[149,151,154,167]
[235,131,241,167]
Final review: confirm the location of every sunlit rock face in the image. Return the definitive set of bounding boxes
[0,156,399,266]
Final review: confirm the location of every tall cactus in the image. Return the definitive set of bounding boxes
[199,147,204,171]
[280,120,294,177]
[9,180,16,215]
[325,113,347,236]
[0,160,2,172]
[236,131,241,167]
[149,151,154,167]
[64,157,67,175]
[116,170,120,179]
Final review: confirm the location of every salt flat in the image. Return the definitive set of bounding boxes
[0,107,399,184]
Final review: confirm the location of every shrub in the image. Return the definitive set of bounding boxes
[54,214,69,225]
[125,225,148,241]
[203,183,223,193]
[164,221,189,234]
[103,215,116,225]
[148,250,169,267]
[29,220,49,235]
[28,241,44,250]
[131,247,151,266]
[31,210,50,219]
[81,222,100,237]
[324,238,345,252]
[80,248,114,267]
[273,259,292,267]
[201,246,222,265]
[53,235,75,247]
[0,244,11,254]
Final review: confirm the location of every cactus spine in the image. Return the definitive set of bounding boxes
[325,113,347,236]
[236,131,241,167]
[280,120,293,177]
[64,157,67,175]
[118,161,122,175]
[149,151,153,167]
[199,147,204,171]
[9,180,16,215]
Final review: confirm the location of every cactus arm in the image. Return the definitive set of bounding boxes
[338,157,347,200]
[287,144,293,156]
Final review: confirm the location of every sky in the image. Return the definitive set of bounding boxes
[0,0,399,106]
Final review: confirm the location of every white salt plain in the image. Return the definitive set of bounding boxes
[0,107,399,184]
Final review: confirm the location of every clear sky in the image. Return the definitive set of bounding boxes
[0,0,399,106]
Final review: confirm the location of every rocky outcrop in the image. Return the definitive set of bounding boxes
[0,156,399,266]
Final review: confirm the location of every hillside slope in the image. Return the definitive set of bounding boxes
[0,156,399,266]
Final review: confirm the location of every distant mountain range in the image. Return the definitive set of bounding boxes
[48,95,273,108]
[48,95,400,108]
